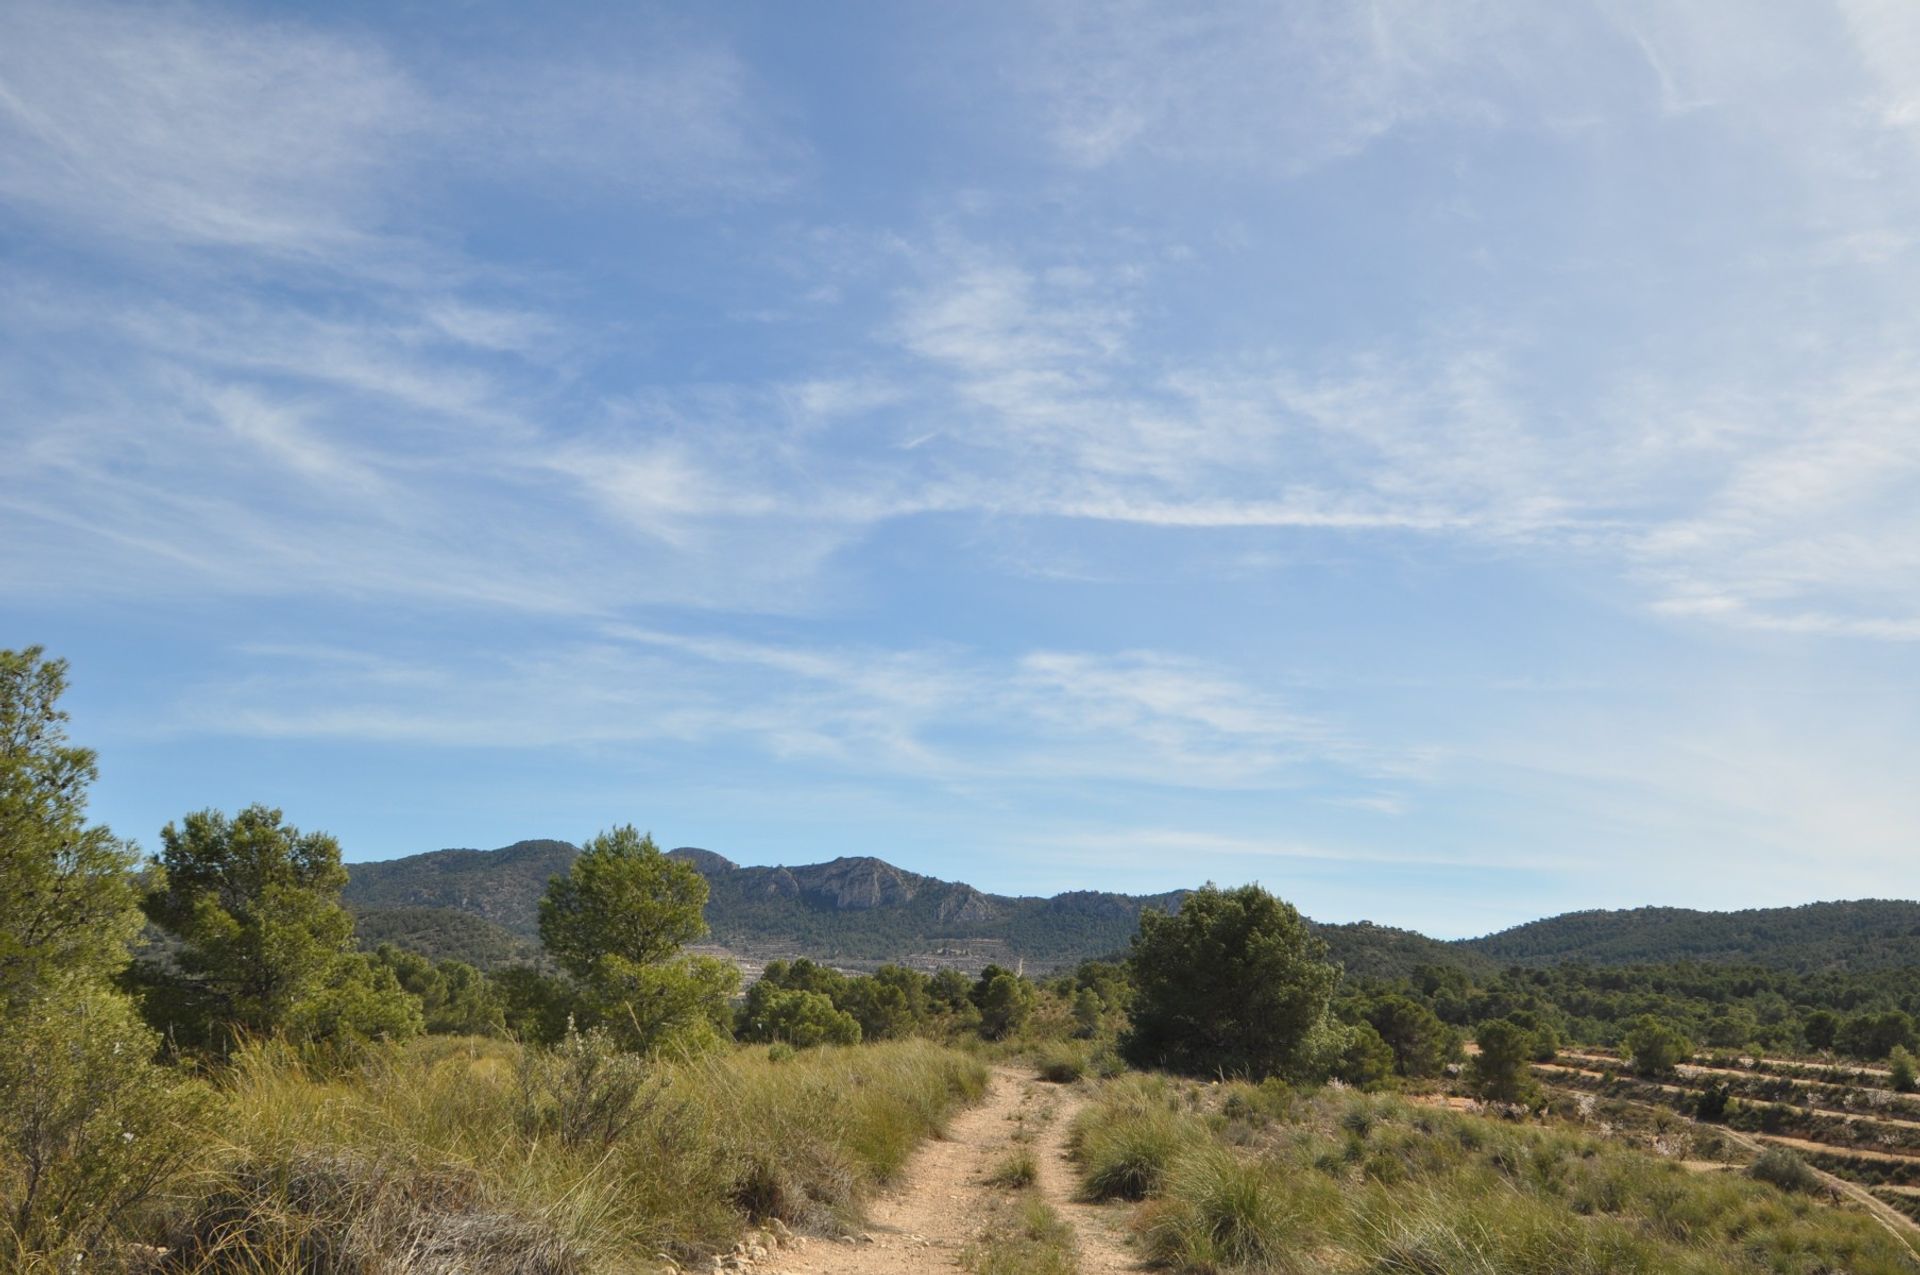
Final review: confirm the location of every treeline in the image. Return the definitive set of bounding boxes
[1371,960,1920,1061]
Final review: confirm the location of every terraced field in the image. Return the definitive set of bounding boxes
[1536,1047,1920,1231]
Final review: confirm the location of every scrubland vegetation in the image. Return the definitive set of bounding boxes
[6,642,1920,1272]
[1072,1074,1919,1273]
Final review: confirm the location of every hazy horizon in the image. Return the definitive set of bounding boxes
[6,1,1919,939]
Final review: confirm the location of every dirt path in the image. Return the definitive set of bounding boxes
[768,1066,1145,1275]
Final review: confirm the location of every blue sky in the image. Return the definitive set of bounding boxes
[5,1,1918,937]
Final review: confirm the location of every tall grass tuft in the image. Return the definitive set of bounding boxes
[1138,1145,1308,1274]
[1072,1074,1204,1202]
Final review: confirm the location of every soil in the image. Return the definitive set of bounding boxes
[767,1066,1147,1275]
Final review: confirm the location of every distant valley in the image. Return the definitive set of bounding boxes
[342,838,1920,977]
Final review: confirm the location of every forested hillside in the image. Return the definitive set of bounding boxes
[1459,900,1920,972]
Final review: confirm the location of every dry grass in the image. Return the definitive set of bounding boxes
[154,1034,987,1273]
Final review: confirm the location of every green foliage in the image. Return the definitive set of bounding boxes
[1351,991,1462,1077]
[0,649,208,1260]
[352,904,540,968]
[284,951,425,1053]
[737,982,862,1048]
[1802,1009,1840,1051]
[537,827,737,1057]
[1890,1044,1918,1094]
[1071,987,1103,1037]
[145,804,416,1050]
[1331,1021,1397,1090]
[491,963,585,1045]
[1625,1015,1693,1076]
[1464,899,1920,973]
[1125,883,1340,1081]
[538,827,708,979]
[0,647,143,1000]
[1468,1018,1539,1103]
[1747,1146,1821,1194]
[1835,1009,1917,1061]
[0,984,207,1255]
[972,965,1037,1041]
[370,944,506,1036]
[590,952,738,1056]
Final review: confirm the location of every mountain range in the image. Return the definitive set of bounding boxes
[340,839,1920,977]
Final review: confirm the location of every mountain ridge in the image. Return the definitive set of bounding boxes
[340,839,1920,975]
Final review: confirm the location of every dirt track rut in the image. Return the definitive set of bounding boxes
[768,1066,1144,1274]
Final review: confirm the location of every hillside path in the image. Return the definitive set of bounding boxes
[767,1066,1145,1275]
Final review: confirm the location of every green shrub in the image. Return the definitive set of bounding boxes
[1624,1016,1692,1076]
[0,986,208,1257]
[515,1025,660,1149]
[1468,1018,1540,1103]
[1890,1045,1917,1094]
[1747,1146,1821,1195]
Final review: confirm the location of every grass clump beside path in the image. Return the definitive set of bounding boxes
[1072,1075,1920,1275]
[963,1194,1078,1275]
[162,1033,987,1273]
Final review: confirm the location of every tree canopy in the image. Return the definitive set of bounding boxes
[144,804,417,1047]
[0,647,143,1001]
[1124,883,1340,1080]
[537,826,736,1054]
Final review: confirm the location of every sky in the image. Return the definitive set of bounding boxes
[5,1,1919,938]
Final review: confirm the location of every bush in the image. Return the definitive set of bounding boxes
[1747,1146,1821,1194]
[1624,1015,1691,1076]
[515,1024,660,1149]
[972,967,1037,1041]
[0,986,207,1256]
[737,983,861,1049]
[1890,1045,1918,1095]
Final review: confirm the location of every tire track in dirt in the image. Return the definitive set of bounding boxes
[767,1066,1145,1275]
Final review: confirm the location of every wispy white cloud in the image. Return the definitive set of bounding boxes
[172,630,1397,797]
[1004,1,1502,173]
